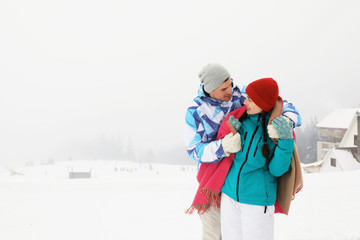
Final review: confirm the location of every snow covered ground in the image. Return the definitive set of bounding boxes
[0,160,359,240]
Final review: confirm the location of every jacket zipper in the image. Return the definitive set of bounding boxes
[241,132,248,152]
[253,137,262,157]
[236,125,259,202]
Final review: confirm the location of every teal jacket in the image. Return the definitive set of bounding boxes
[221,113,294,206]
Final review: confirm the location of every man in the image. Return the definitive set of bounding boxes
[184,63,301,240]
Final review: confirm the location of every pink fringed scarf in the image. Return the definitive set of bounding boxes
[185,106,247,214]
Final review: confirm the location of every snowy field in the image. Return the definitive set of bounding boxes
[0,160,359,240]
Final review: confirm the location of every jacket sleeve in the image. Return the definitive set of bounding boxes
[184,108,227,163]
[268,139,294,177]
[282,100,302,127]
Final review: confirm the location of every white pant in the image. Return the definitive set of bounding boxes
[199,207,222,240]
[220,193,274,240]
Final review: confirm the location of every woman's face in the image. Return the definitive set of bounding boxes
[244,97,262,115]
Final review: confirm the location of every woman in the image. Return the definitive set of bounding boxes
[221,78,294,240]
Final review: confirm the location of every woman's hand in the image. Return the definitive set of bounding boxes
[271,116,294,140]
[228,116,241,131]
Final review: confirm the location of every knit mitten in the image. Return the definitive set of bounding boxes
[222,132,241,156]
[228,116,241,131]
[267,116,292,138]
[271,116,293,140]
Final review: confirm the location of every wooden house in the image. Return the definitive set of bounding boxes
[303,109,360,173]
[316,108,360,161]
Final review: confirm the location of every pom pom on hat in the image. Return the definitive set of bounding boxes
[198,63,230,93]
[246,78,279,112]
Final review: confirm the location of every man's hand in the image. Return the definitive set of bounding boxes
[222,132,241,157]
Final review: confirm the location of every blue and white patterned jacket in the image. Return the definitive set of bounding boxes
[184,82,301,164]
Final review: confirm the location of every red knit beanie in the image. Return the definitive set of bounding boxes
[246,78,279,112]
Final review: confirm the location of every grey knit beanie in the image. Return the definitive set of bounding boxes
[198,63,230,93]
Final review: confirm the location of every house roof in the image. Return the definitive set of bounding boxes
[326,149,360,171]
[317,108,360,129]
[301,160,323,168]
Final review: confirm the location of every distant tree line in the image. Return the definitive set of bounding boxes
[295,117,318,164]
[29,119,318,166]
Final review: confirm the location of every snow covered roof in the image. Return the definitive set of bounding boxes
[326,149,360,171]
[317,108,360,129]
[301,160,323,167]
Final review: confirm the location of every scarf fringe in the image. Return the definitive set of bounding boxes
[185,203,211,215]
[185,187,221,215]
[200,188,221,208]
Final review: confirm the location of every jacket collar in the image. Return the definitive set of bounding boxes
[197,85,224,106]
[248,113,270,126]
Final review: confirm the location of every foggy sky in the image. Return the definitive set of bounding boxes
[1,0,360,167]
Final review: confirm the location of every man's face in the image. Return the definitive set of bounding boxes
[209,78,233,102]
